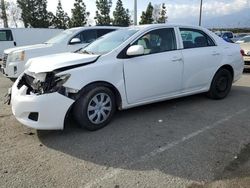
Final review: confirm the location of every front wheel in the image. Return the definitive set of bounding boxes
[73,86,116,131]
[207,69,233,99]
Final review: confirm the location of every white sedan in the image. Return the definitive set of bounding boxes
[11,24,244,131]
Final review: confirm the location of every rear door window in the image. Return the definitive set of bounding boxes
[0,30,13,41]
[72,30,97,44]
[223,32,233,39]
[180,28,215,49]
[81,30,97,43]
[97,29,115,38]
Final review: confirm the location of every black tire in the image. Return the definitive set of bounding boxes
[73,86,116,131]
[207,69,233,99]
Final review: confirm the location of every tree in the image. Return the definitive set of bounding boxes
[139,2,154,25]
[152,3,167,24]
[0,0,8,28]
[113,0,130,26]
[17,0,52,28]
[17,0,32,27]
[8,1,21,28]
[53,0,69,29]
[158,3,167,23]
[95,0,112,25]
[70,0,89,27]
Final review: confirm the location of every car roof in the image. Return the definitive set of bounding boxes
[128,23,205,31]
[67,26,121,32]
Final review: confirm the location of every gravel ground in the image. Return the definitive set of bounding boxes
[0,73,250,188]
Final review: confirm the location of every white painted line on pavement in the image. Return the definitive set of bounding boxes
[84,108,249,188]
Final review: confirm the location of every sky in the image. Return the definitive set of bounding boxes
[46,0,250,28]
[2,0,250,28]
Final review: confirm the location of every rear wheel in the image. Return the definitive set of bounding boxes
[73,86,116,131]
[207,69,233,99]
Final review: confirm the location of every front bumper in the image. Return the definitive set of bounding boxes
[11,78,74,130]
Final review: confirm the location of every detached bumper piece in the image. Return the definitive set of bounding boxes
[4,88,12,105]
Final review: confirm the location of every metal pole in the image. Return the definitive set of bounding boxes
[199,0,203,26]
[134,0,137,25]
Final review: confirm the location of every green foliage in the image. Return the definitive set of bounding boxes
[53,0,69,29]
[139,2,154,25]
[157,3,167,23]
[95,0,112,25]
[70,0,89,27]
[17,0,53,28]
[113,0,130,26]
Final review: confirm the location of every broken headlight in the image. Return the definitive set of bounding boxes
[48,73,71,93]
[29,72,71,94]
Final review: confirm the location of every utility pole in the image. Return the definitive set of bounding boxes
[134,0,137,25]
[199,0,203,26]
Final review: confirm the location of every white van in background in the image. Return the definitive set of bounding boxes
[0,28,62,61]
[1,26,119,80]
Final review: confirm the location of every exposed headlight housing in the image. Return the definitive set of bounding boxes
[8,51,25,62]
[18,72,71,95]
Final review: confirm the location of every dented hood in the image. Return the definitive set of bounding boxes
[26,52,99,73]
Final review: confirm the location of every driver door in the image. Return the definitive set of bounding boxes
[123,28,184,104]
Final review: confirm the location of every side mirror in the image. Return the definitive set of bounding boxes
[126,45,144,56]
[70,38,81,45]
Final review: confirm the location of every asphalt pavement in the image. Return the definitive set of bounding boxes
[0,73,250,188]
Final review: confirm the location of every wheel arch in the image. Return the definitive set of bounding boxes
[208,64,234,91]
[75,81,123,110]
[217,64,234,79]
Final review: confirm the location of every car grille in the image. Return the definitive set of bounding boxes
[245,61,250,65]
[2,53,8,68]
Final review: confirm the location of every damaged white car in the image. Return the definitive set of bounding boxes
[10,24,244,131]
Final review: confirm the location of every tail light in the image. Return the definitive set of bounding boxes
[240,49,245,56]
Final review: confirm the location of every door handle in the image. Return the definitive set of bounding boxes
[172,57,183,62]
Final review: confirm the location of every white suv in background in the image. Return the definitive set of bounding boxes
[1,26,118,80]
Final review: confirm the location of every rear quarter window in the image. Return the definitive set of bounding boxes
[0,30,13,41]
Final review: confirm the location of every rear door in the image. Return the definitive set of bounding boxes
[179,28,223,92]
[123,27,184,104]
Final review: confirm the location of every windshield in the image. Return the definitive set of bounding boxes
[45,30,74,44]
[80,28,139,55]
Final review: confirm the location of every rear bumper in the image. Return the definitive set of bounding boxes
[244,61,250,69]
[11,78,74,130]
